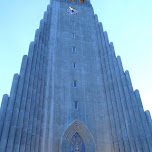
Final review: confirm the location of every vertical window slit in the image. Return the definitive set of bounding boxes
[72,33,75,39]
[74,101,78,110]
[73,62,76,69]
[72,47,76,53]
[74,80,77,88]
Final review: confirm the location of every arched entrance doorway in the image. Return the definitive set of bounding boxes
[61,120,95,152]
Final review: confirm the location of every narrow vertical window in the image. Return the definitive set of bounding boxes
[72,33,75,39]
[74,101,78,110]
[72,21,75,26]
[72,47,76,53]
[74,80,77,88]
[73,62,76,69]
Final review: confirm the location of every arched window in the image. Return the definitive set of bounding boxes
[70,133,85,152]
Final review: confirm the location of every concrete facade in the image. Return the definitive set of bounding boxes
[0,0,152,151]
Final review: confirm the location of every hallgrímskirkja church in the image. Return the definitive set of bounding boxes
[0,0,152,151]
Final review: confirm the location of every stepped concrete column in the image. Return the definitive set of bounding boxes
[23,41,38,152]
[25,29,41,152]
[6,55,28,152]
[47,2,60,152]
[33,19,46,152]
[108,42,131,152]
[101,43,120,152]
[145,110,152,149]
[0,94,9,138]
[125,71,149,151]
[30,45,42,152]
[30,21,48,151]
[145,110,152,131]
[40,10,51,152]
[33,19,45,152]
[12,44,35,151]
[95,17,115,151]
[34,45,47,152]
[96,18,119,151]
[37,11,49,152]
[0,74,19,152]
[113,56,136,151]
[95,18,115,152]
[45,6,52,152]
[18,42,35,152]
[134,90,152,150]
[118,57,143,151]
[103,31,125,152]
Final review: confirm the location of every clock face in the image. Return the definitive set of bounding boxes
[67,7,78,15]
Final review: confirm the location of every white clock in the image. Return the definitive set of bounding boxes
[67,7,78,15]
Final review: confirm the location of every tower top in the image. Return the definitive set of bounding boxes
[54,0,91,6]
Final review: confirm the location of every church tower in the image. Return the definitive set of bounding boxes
[0,0,152,151]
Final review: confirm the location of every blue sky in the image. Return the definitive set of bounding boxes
[0,0,152,114]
